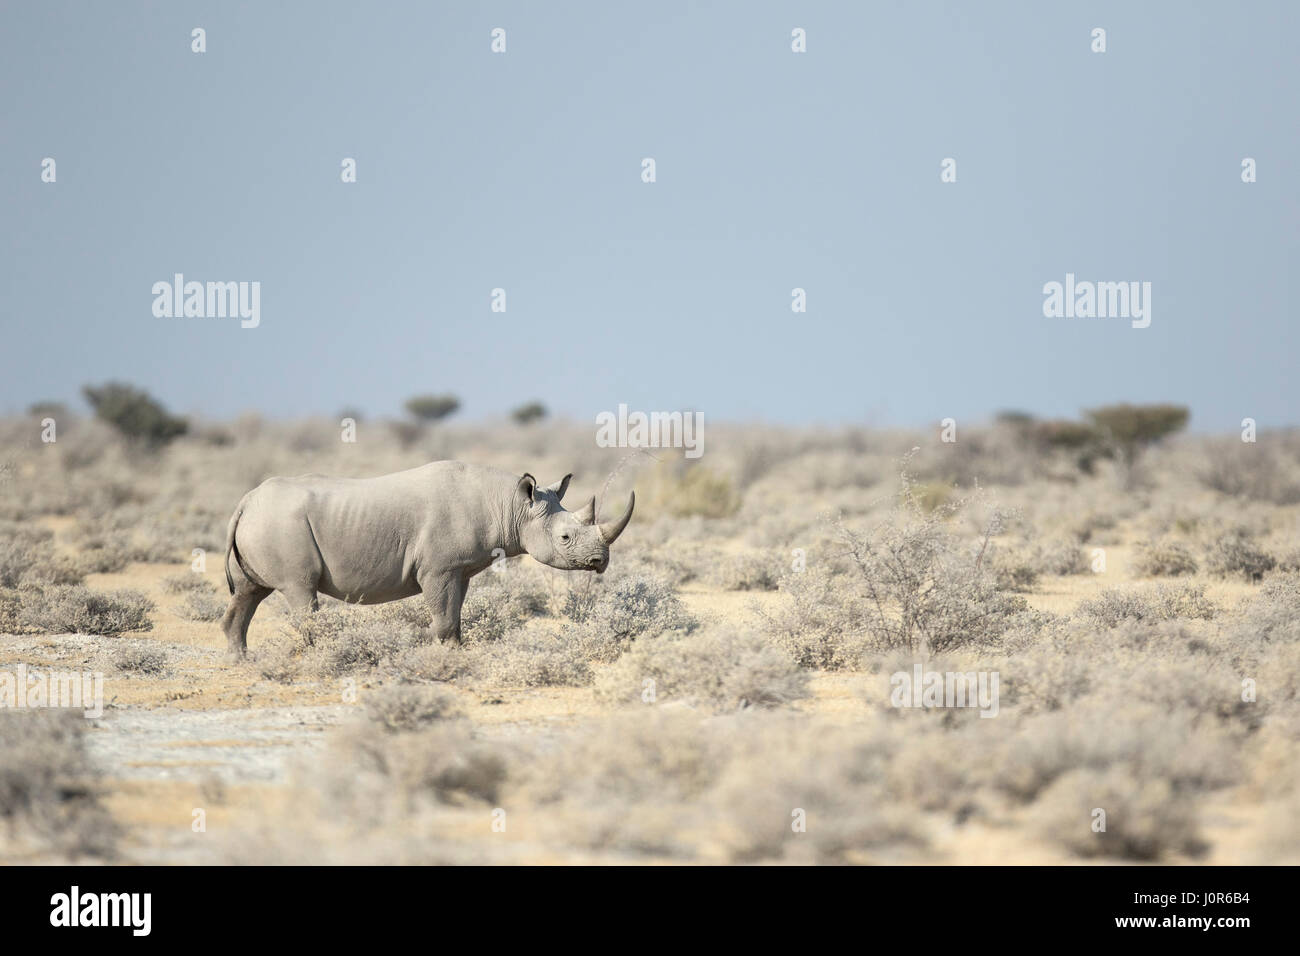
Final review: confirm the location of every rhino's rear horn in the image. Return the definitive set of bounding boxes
[599,491,635,544]
[573,495,596,525]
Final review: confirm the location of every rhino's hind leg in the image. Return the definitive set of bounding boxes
[222,580,273,659]
[280,585,320,614]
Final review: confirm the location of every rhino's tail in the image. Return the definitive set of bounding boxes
[224,493,253,595]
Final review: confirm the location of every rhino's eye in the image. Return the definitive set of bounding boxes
[561,533,571,543]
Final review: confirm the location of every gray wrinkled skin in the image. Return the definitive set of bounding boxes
[220,461,634,656]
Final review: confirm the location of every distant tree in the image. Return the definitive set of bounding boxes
[1086,403,1189,465]
[511,401,548,426]
[27,401,67,419]
[404,394,461,423]
[82,382,188,447]
[1033,419,1100,450]
[994,410,1036,428]
[1085,403,1189,484]
[1031,419,1107,474]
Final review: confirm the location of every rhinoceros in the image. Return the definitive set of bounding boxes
[219,462,634,656]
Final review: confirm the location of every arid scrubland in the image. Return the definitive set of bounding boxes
[2,412,1299,864]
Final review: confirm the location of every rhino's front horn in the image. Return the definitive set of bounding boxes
[573,495,596,525]
[599,491,635,544]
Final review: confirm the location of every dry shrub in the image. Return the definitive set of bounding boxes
[391,642,467,682]
[259,606,417,680]
[997,647,1095,715]
[1035,538,1090,576]
[257,570,695,688]
[561,571,695,641]
[463,619,621,687]
[838,508,1030,653]
[644,463,740,518]
[131,506,225,562]
[1196,439,1300,505]
[18,585,154,635]
[1204,528,1276,581]
[1076,583,1216,628]
[0,588,23,633]
[612,544,701,587]
[990,548,1040,592]
[18,557,85,587]
[594,628,808,711]
[323,719,507,811]
[112,645,167,675]
[0,523,82,587]
[757,566,872,670]
[161,572,217,595]
[363,684,462,731]
[73,543,131,575]
[63,519,133,573]
[460,570,548,642]
[513,710,925,862]
[505,710,720,858]
[1132,538,1199,577]
[707,716,925,863]
[997,698,1239,807]
[707,551,782,591]
[1222,573,1300,647]
[803,468,1034,656]
[1031,767,1205,861]
[1070,511,1120,543]
[0,711,118,860]
[174,590,225,622]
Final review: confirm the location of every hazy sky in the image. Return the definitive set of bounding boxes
[2,1,1296,430]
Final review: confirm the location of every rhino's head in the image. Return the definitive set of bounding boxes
[515,473,634,574]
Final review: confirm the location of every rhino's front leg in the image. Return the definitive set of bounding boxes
[417,569,467,644]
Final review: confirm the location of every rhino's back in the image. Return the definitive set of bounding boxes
[237,461,508,600]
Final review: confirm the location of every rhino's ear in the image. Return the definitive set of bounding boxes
[516,473,537,504]
[545,474,573,501]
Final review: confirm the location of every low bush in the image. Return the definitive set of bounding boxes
[0,712,118,859]
[18,585,154,635]
[1077,584,1216,628]
[1132,539,1199,577]
[594,628,808,711]
[174,590,225,622]
[363,685,462,732]
[562,571,695,641]
[757,566,872,669]
[1204,529,1276,581]
[112,645,168,675]
[461,571,549,642]
[708,551,782,591]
